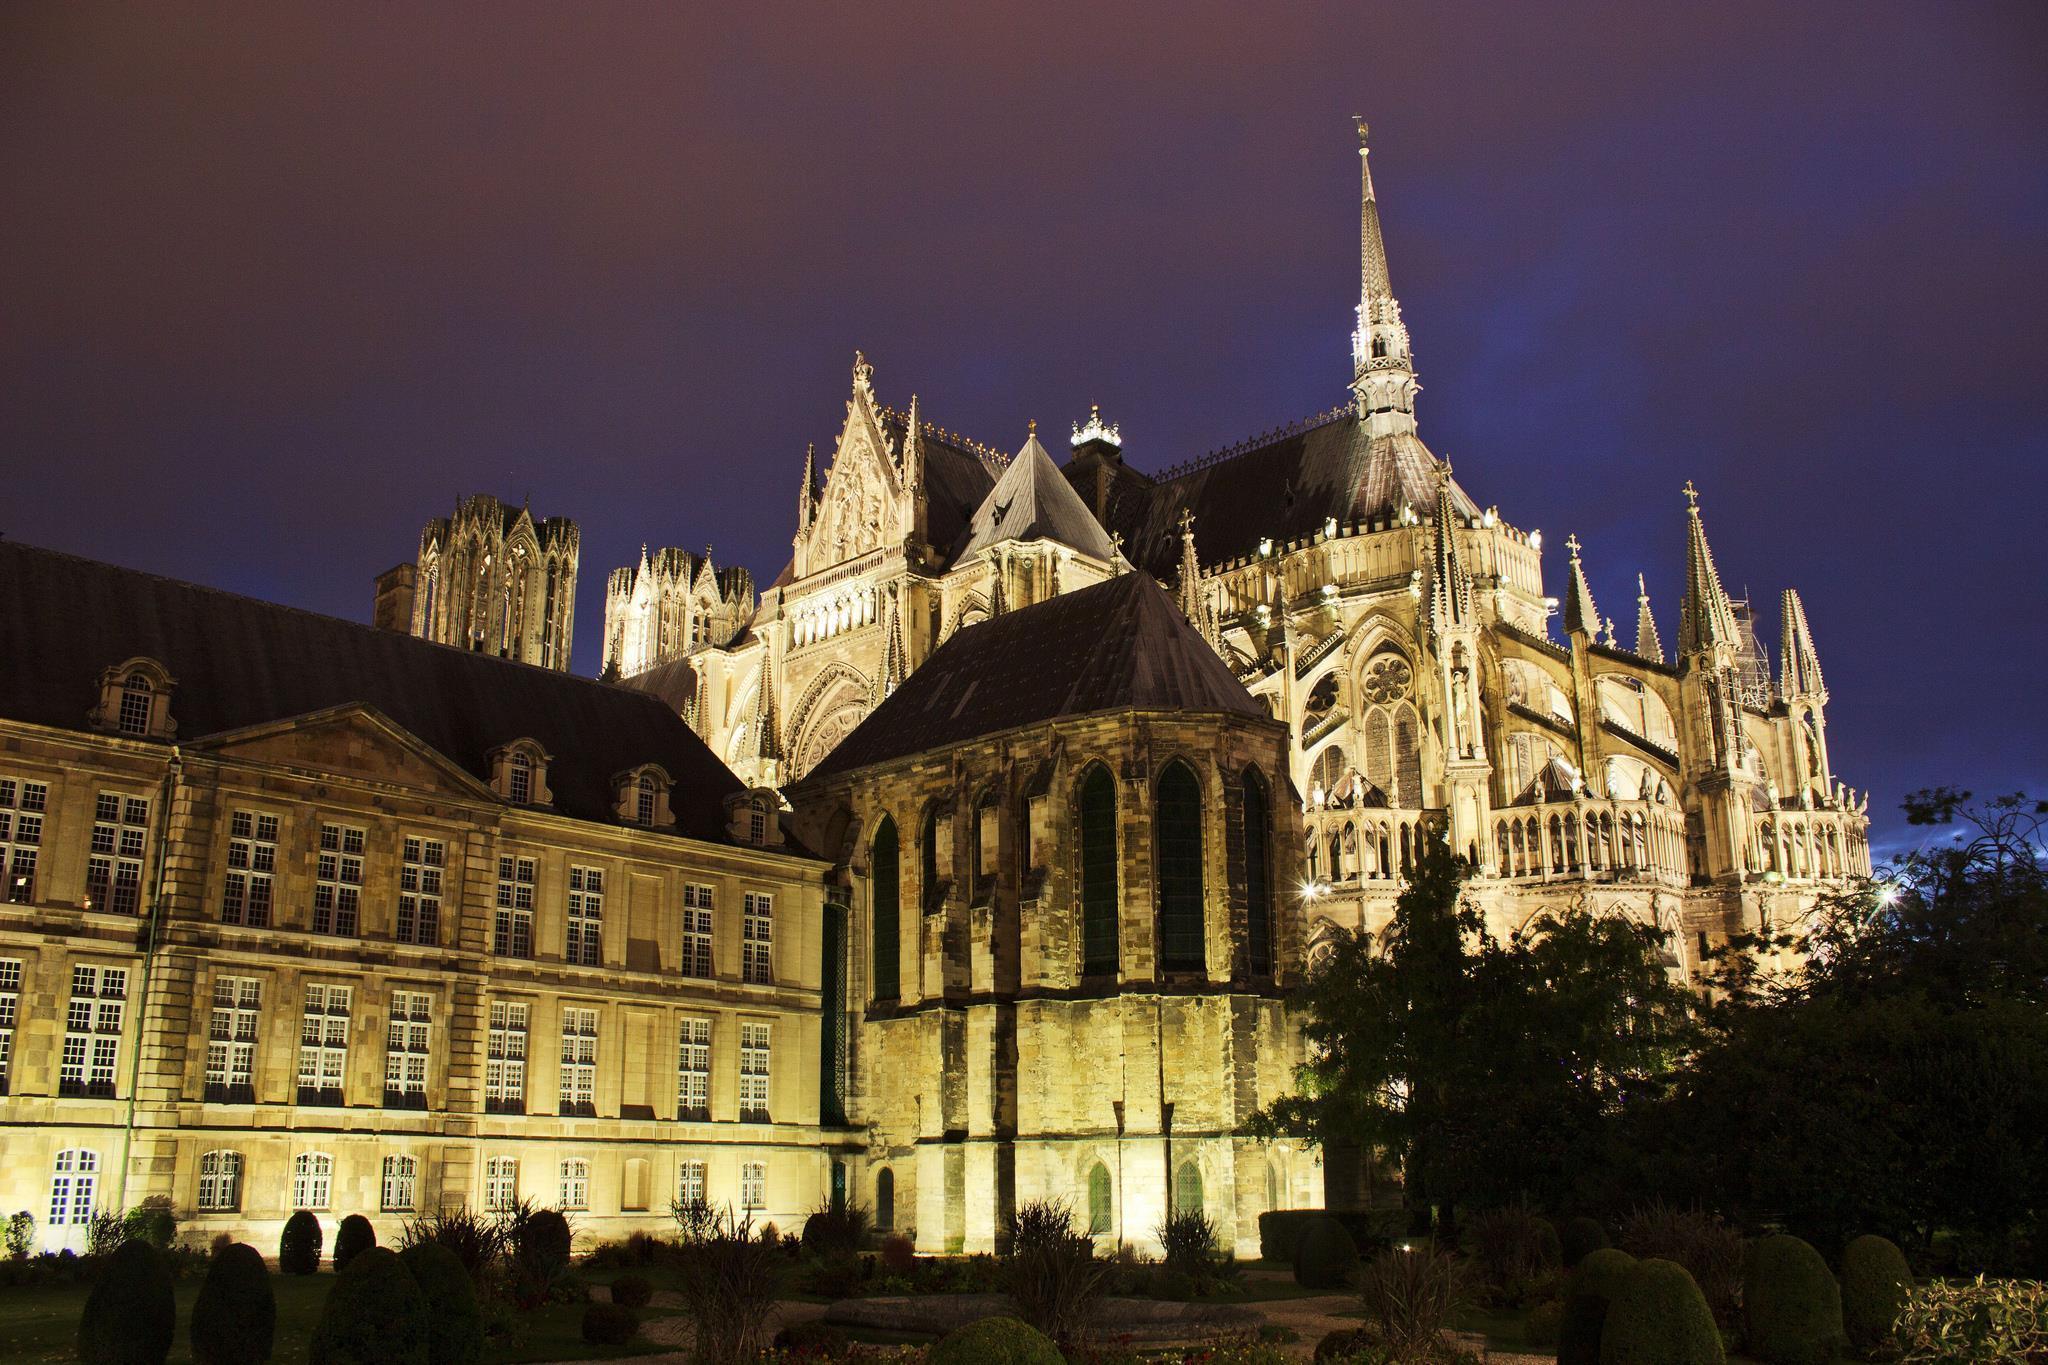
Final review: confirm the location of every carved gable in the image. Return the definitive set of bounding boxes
[196,707,492,800]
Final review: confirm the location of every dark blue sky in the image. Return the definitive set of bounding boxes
[3,4,2043,856]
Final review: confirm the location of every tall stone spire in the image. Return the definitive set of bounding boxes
[1175,510,1221,649]
[1562,533,1600,638]
[1635,573,1666,663]
[880,594,905,697]
[797,444,817,532]
[1779,588,1826,700]
[753,655,780,762]
[1677,481,1740,657]
[1426,464,1473,636]
[1350,120,1418,435]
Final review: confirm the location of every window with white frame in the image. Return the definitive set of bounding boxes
[508,751,533,805]
[293,1152,333,1210]
[205,976,261,1101]
[681,883,714,977]
[60,964,125,1097]
[221,810,278,926]
[494,854,536,957]
[739,1020,771,1121]
[677,1017,710,1120]
[313,823,364,935]
[297,983,350,1104]
[741,892,772,984]
[566,866,604,966]
[559,1158,590,1210]
[0,958,19,1095]
[748,804,767,845]
[197,1150,243,1211]
[0,777,49,904]
[485,1000,528,1113]
[116,672,154,736]
[740,1160,765,1211]
[86,793,148,914]
[634,774,657,827]
[49,1149,98,1228]
[384,990,432,1108]
[381,1154,417,1211]
[485,1156,519,1211]
[677,1159,707,1207]
[397,836,445,945]
[559,1006,598,1116]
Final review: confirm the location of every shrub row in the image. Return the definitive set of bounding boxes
[1257,1208,1401,1264]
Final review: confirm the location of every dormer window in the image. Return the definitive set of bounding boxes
[488,740,553,807]
[90,658,176,741]
[724,789,784,848]
[614,765,674,829]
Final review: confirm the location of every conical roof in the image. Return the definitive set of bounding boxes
[954,427,1118,563]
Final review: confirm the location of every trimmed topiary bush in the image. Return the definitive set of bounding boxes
[1743,1234,1845,1365]
[332,1215,376,1273]
[926,1315,1064,1365]
[609,1272,652,1308]
[579,1302,638,1346]
[1526,1298,1566,1348]
[280,1211,323,1275]
[1293,1215,1361,1290]
[1563,1216,1612,1268]
[191,1241,276,1365]
[78,1239,177,1365]
[1840,1234,1911,1354]
[308,1246,428,1365]
[399,1242,482,1365]
[1599,1257,1724,1365]
[1559,1247,1638,1365]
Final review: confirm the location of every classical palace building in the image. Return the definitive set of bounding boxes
[0,127,1870,1257]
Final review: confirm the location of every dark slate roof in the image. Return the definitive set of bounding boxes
[798,571,1265,782]
[1068,410,1478,578]
[950,432,1118,564]
[0,541,768,848]
[890,417,1001,556]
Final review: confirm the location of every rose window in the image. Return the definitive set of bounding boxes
[1361,655,1412,705]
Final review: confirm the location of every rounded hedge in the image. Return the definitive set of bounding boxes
[279,1211,323,1276]
[1292,1216,1361,1291]
[78,1239,178,1365]
[1563,1216,1612,1268]
[399,1241,482,1365]
[926,1315,1064,1365]
[1839,1234,1911,1353]
[1599,1257,1724,1365]
[1559,1248,1638,1365]
[609,1272,653,1308]
[579,1302,638,1347]
[191,1241,276,1365]
[1742,1234,1844,1365]
[332,1215,376,1274]
[517,1209,572,1269]
[309,1246,428,1365]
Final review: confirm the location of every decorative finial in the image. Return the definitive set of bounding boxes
[1437,458,1453,485]
[1354,116,1370,147]
[1565,533,1582,561]
[1683,479,1700,509]
[1027,418,1037,437]
[1638,572,1650,601]
[1178,508,1196,537]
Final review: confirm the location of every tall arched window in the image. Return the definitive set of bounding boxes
[198,1151,243,1212]
[1174,1162,1204,1215]
[48,1150,98,1232]
[1157,761,1204,973]
[920,806,942,913]
[1078,765,1118,976]
[872,818,900,1001]
[875,1167,895,1231]
[1242,770,1274,975]
[117,673,154,736]
[1086,1163,1112,1235]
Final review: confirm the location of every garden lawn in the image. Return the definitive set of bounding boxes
[0,1272,679,1364]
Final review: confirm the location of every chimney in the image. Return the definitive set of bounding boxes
[373,563,417,633]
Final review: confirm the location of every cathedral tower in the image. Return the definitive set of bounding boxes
[410,494,579,670]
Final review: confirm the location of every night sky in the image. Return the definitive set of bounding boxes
[3,4,2043,858]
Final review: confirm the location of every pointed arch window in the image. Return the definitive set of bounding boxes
[1157,761,1204,973]
[1242,769,1274,975]
[920,806,944,914]
[872,817,900,1001]
[1078,765,1118,977]
[1086,1163,1112,1235]
[1174,1162,1204,1215]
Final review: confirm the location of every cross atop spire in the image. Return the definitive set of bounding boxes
[1678,482,1740,656]
[1562,532,1600,637]
[1349,121,1418,433]
[1683,479,1700,508]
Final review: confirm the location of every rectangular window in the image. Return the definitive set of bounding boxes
[381,1154,416,1212]
[221,810,279,927]
[60,965,125,1097]
[485,1000,529,1114]
[740,1160,765,1211]
[677,1160,707,1207]
[676,1017,710,1120]
[85,793,148,914]
[205,976,261,1102]
[296,983,351,1105]
[741,892,772,984]
[397,836,445,946]
[559,1006,597,1116]
[634,779,656,827]
[0,777,49,904]
[681,883,714,978]
[293,1152,333,1211]
[313,823,364,936]
[0,958,20,1095]
[559,1158,590,1210]
[384,990,431,1109]
[739,1020,771,1121]
[494,855,536,957]
[197,1151,243,1211]
[566,866,604,966]
[485,1156,519,1212]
